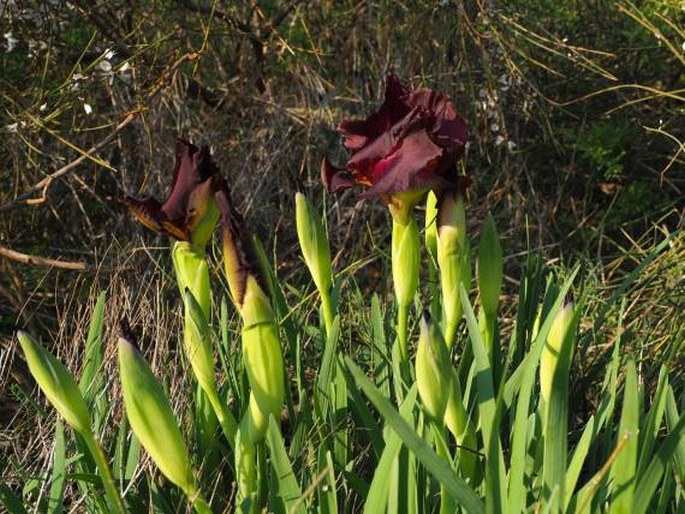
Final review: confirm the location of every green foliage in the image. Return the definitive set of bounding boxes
[3,1,684,512]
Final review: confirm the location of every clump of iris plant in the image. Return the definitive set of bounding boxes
[125,139,237,451]
[323,73,469,379]
[125,139,284,513]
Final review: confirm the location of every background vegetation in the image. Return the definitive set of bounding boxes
[1,0,683,510]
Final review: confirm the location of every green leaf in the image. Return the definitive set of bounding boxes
[460,285,506,512]
[565,415,596,512]
[266,416,305,514]
[79,291,106,405]
[664,386,685,486]
[364,388,418,514]
[48,419,66,514]
[315,316,340,421]
[317,448,338,514]
[0,483,28,514]
[609,359,638,514]
[633,413,685,514]
[346,358,484,514]
[636,365,668,477]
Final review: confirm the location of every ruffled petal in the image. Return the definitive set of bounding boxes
[321,156,359,192]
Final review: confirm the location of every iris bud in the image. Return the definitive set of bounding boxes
[391,216,421,309]
[17,331,91,435]
[477,214,502,318]
[540,296,575,406]
[118,327,199,499]
[172,241,211,317]
[425,191,439,263]
[436,190,468,345]
[295,192,333,296]
[416,312,453,421]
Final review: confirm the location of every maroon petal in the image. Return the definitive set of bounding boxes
[162,139,217,227]
[346,105,431,179]
[338,74,412,152]
[124,196,164,233]
[362,130,446,196]
[404,88,468,152]
[321,156,358,192]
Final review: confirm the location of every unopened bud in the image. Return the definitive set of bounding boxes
[424,191,439,263]
[416,312,453,421]
[540,295,575,406]
[437,191,469,343]
[392,216,421,308]
[17,331,91,435]
[295,192,333,296]
[477,214,502,318]
[183,289,218,396]
[172,241,211,317]
[118,322,199,498]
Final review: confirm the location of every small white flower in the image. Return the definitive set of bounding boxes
[83,103,93,115]
[507,141,517,151]
[104,48,115,60]
[39,103,47,111]
[4,32,19,52]
[491,122,500,132]
[6,122,19,133]
[681,41,685,52]
[494,135,505,146]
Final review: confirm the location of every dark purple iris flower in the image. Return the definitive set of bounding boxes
[322,74,469,203]
[125,138,221,247]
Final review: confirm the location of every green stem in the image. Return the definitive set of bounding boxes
[431,421,454,514]
[320,289,335,340]
[82,432,127,514]
[397,303,410,363]
[205,387,237,450]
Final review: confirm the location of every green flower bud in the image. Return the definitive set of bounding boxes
[416,312,453,421]
[241,276,275,328]
[172,241,211,318]
[437,191,468,345]
[444,369,479,481]
[183,290,218,397]
[241,321,285,441]
[391,215,421,308]
[295,192,333,296]
[540,296,575,406]
[17,331,91,435]
[477,214,502,318]
[118,325,199,499]
[424,191,439,264]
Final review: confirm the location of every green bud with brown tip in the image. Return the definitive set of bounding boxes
[436,190,469,346]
